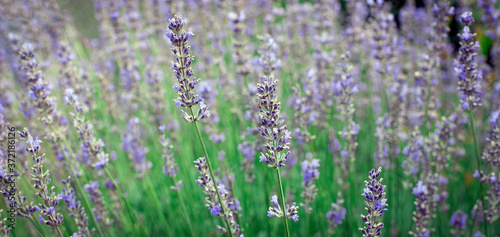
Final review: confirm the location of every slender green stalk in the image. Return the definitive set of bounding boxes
[56,226,64,237]
[466,102,488,235]
[104,167,148,236]
[189,107,234,237]
[29,216,48,237]
[220,158,240,226]
[275,168,290,237]
[177,188,194,237]
[144,176,168,230]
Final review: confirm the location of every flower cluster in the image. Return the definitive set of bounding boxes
[84,181,111,227]
[64,88,108,170]
[326,192,346,234]
[474,109,500,223]
[228,5,249,78]
[359,167,388,237]
[159,126,182,192]
[454,12,482,111]
[429,0,454,51]
[257,34,281,78]
[121,118,152,179]
[9,35,63,138]
[60,177,94,237]
[267,195,299,222]
[374,114,391,170]
[238,141,256,183]
[257,77,292,168]
[409,177,438,237]
[19,128,63,227]
[402,128,424,186]
[167,15,210,123]
[194,157,241,236]
[300,154,320,213]
[478,0,499,39]
[450,210,467,236]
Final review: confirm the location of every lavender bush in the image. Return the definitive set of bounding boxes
[0,0,499,236]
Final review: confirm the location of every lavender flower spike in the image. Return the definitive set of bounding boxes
[19,128,64,228]
[257,76,292,168]
[256,73,297,236]
[159,126,182,191]
[450,210,467,236]
[326,192,346,234]
[267,195,299,222]
[60,177,94,237]
[301,154,320,213]
[476,108,500,223]
[166,15,209,122]
[454,11,482,111]
[359,167,388,237]
[194,157,241,236]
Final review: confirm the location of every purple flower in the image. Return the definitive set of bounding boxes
[257,77,292,168]
[84,181,111,226]
[193,157,241,236]
[267,195,299,222]
[359,167,387,236]
[450,210,467,236]
[20,128,64,228]
[301,157,320,213]
[121,118,152,178]
[326,193,346,234]
[209,205,222,216]
[167,15,209,123]
[454,11,482,111]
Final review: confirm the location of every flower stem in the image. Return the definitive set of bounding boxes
[29,216,47,237]
[104,167,148,236]
[56,226,64,237]
[177,187,194,236]
[144,176,168,231]
[276,168,290,237]
[466,101,488,235]
[189,107,234,237]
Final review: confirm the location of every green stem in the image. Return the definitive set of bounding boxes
[466,101,488,235]
[56,226,64,237]
[275,168,290,237]
[467,97,488,234]
[189,107,234,237]
[104,167,147,236]
[144,176,168,232]
[177,188,194,237]
[29,216,48,237]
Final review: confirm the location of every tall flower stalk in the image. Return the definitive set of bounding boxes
[257,76,298,236]
[166,15,233,236]
[454,12,487,233]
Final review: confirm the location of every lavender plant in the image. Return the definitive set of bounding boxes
[300,153,319,213]
[166,15,232,236]
[359,167,387,237]
[450,210,467,236]
[455,12,487,232]
[60,177,94,236]
[326,192,346,234]
[256,75,298,236]
[475,109,500,223]
[19,128,64,235]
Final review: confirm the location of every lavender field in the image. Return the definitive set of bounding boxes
[0,0,500,236]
